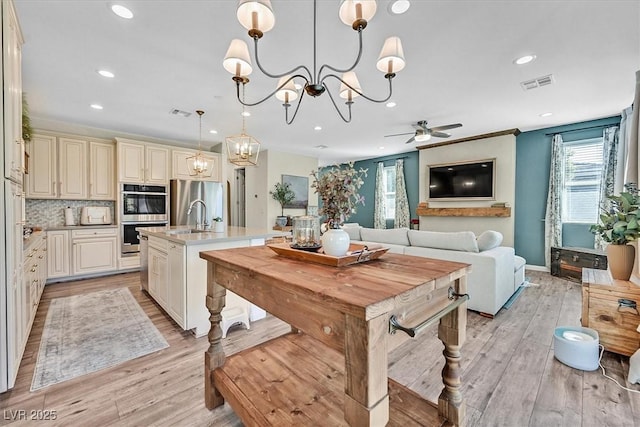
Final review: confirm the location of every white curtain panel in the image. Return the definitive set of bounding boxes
[629,70,640,188]
[545,134,564,268]
[619,107,633,192]
[374,162,386,229]
[595,126,620,250]
[394,159,410,228]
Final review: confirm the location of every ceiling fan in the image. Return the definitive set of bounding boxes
[384,120,463,144]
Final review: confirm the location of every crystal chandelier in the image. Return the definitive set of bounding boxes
[186,110,213,177]
[223,0,406,124]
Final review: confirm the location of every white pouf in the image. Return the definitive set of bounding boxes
[553,326,599,371]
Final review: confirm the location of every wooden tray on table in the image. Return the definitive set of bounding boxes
[267,242,389,267]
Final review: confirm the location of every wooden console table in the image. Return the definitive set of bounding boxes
[200,245,470,426]
[581,268,640,356]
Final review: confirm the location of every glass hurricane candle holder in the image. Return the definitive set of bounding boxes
[292,215,321,249]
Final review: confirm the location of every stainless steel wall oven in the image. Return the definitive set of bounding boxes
[120,183,168,255]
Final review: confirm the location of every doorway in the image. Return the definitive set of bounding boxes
[233,168,246,227]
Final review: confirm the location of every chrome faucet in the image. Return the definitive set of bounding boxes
[187,199,209,230]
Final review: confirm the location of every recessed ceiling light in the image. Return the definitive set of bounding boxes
[540,112,553,117]
[111,4,133,19]
[386,101,396,108]
[314,125,322,131]
[388,0,411,15]
[241,111,251,117]
[97,70,114,78]
[209,129,218,134]
[379,146,385,150]
[90,104,103,110]
[315,144,328,149]
[513,54,536,65]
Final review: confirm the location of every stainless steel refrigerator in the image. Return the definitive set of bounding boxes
[169,180,224,227]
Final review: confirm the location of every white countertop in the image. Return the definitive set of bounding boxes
[137,225,289,246]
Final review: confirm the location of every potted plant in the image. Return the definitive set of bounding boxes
[590,186,640,280]
[270,182,295,227]
[212,216,224,233]
[311,162,367,256]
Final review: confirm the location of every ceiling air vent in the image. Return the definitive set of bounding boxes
[520,74,554,91]
[169,109,191,117]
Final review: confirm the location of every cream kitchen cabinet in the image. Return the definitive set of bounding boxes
[171,149,221,182]
[26,133,115,200]
[116,139,169,185]
[71,228,117,276]
[89,140,115,200]
[3,0,23,184]
[47,229,70,279]
[148,236,169,309]
[168,242,185,327]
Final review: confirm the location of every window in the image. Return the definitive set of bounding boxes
[562,137,604,223]
[383,166,396,220]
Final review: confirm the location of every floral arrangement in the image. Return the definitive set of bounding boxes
[590,185,640,245]
[311,162,367,228]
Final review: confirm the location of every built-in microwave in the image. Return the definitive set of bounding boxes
[120,183,168,223]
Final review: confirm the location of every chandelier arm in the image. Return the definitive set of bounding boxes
[322,73,394,104]
[323,84,353,124]
[284,90,306,126]
[316,29,364,79]
[252,37,313,81]
[235,74,309,107]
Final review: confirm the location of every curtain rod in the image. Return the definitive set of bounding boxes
[544,123,617,136]
[375,155,408,163]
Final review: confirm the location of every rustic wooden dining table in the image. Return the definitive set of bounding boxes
[200,244,470,426]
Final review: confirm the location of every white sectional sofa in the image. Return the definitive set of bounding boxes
[343,226,526,317]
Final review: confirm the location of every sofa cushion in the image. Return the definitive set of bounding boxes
[341,224,362,241]
[477,230,503,251]
[359,228,410,246]
[408,230,479,253]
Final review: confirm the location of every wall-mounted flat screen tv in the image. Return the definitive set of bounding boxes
[428,159,495,200]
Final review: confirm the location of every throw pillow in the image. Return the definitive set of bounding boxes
[476,230,503,251]
[359,228,410,246]
[407,230,479,252]
[341,225,362,241]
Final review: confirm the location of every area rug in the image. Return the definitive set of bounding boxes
[31,288,169,391]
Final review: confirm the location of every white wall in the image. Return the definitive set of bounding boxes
[243,149,319,229]
[418,134,516,246]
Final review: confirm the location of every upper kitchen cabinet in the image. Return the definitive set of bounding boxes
[116,138,169,185]
[171,149,221,182]
[3,0,23,184]
[25,133,115,200]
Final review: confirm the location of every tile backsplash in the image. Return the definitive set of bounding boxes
[26,199,115,228]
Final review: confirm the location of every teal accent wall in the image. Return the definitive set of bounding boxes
[515,116,621,266]
[341,151,420,228]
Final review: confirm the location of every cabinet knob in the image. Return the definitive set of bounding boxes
[572,255,579,262]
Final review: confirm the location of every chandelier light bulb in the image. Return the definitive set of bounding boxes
[339,0,377,28]
[377,36,405,74]
[223,39,253,77]
[237,0,275,36]
[339,71,362,101]
[275,75,299,103]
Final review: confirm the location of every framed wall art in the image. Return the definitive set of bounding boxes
[282,174,308,209]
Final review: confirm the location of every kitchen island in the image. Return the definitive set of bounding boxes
[138,226,288,337]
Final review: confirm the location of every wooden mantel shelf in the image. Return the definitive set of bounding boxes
[417,202,511,217]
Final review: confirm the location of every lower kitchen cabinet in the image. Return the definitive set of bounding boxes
[47,226,118,282]
[71,228,117,276]
[168,242,185,327]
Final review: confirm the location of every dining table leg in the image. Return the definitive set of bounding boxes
[204,262,226,410]
[437,276,468,426]
[343,314,389,427]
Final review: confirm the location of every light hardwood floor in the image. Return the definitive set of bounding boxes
[1,271,639,426]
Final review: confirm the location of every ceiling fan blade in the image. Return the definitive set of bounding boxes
[430,131,451,138]
[429,123,463,132]
[405,136,416,144]
[384,132,414,138]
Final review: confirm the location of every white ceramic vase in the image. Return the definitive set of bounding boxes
[214,221,225,233]
[321,228,350,257]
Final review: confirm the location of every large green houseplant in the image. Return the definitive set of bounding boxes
[590,187,640,280]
